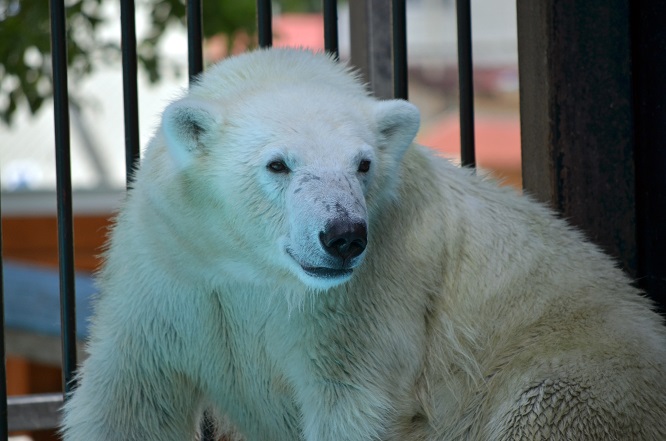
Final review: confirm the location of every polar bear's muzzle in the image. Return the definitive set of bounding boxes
[294,219,367,277]
[284,170,369,289]
[286,218,367,279]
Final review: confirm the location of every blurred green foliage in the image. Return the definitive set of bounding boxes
[0,0,320,125]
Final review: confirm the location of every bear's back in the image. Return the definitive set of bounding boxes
[401,148,666,440]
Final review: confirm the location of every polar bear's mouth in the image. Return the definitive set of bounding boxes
[301,266,354,279]
[286,248,354,281]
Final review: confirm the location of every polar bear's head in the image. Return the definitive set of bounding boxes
[159,49,419,290]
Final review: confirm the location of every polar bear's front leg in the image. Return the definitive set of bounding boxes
[61,339,203,441]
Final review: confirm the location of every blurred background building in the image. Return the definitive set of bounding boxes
[1,0,520,200]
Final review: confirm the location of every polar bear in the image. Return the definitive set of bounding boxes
[62,48,666,440]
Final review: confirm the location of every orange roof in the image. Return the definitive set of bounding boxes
[273,14,325,51]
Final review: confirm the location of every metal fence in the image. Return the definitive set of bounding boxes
[2,0,664,438]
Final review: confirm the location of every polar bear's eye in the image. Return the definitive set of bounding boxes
[267,160,290,174]
[358,160,371,173]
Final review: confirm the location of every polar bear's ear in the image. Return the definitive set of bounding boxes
[374,100,420,155]
[161,98,222,168]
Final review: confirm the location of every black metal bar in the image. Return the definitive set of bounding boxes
[49,0,78,396]
[120,0,141,185]
[0,191,7,441]
[187,0,204,83]
[456,0,476,168]
[631,0,666,309]
[188,7,208,440]
[391,0,408,99]
[7,393,63,432]
[349,0,394,99]
[323,0,339,59]
[257,0,272,48]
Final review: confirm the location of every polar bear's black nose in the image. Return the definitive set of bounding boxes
[320,221,368,261]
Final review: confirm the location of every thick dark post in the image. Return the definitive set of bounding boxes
[49,0,78,394]
[631,0,666,308]
[517,0,636,275]
[349,0,393,99]
[323,0,339,59]
[257,0,272,48]
[391,0,407,100]
[120,0,141,185]
[187,0,204,82]
[456,0,475,168]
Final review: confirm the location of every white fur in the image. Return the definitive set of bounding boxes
[62,48,666,441]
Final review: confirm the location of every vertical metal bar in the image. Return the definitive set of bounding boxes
[186,6,210,440]
[49,0,78,395]
[257,0,272,48]
[349,0,394,99]
[456,0,476,168]
[391,0,408,99]
[187,0,204,83]
[0,196,7,441]
[323,0,339,59]
[120,0,141,185]
[631,0,666,309]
